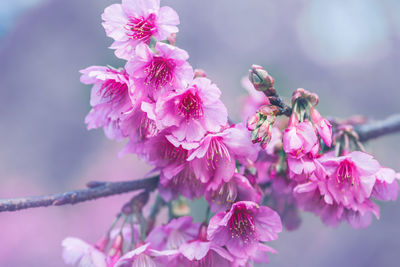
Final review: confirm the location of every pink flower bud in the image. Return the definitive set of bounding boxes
[194,68,207,78]
[167,33,177,45]
[248,65,275,95]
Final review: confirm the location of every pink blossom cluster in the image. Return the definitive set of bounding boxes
[244,82,399,229]
[73,0,283,266]
[68,0,399,266]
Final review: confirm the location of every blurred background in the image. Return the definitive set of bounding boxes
[0,0,399,266]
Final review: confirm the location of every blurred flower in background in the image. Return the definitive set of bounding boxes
[0,0,399,266]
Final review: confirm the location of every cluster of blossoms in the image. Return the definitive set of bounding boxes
[64,0,399,266]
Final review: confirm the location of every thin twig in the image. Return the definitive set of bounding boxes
[355,114,400,142]
[0,176,159,213]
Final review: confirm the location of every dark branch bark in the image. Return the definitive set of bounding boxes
[355,114,400,142]
[0,176,159,213]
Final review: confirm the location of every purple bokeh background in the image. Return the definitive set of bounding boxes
[0,0,399,266]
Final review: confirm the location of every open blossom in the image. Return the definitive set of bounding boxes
[62,237,107,267]
[126,42,193,99]
[102,0,179,59]
[179,225,234,267]
[205,173,261,213]
[132,132,204,201]
[153,77,228,142]
[146,216,200,250]
[294,181,380,228]
[185,124,259,191]
[81,66,133,140]
[320,151,380,206]
[207,201,282,259]
[115,243,178,267]
[372,167,399,201]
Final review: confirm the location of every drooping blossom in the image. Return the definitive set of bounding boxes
[130,132,204,201]
[126,42,193,99]
[102,0,179,59]
[80,66,133,140]
[310,107,332,147]
[294,181,380,228]
[320,151,380,206]
[207,201,282,259]
[234,243,277,267]
[179,224,234,267]
[184,124,259,190]
[146,216,200,250]
[205,173,261,213]
[115,243,178,267]
[153,77,228,142]
[62,237,107,267]
[371,167,399,202]
[282,115,319,159]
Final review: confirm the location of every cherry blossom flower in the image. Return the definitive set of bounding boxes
[80,66,133,140]
[62,237,107,267]
[153,77,228,142]
[207,201,282,259]
[282,115,319,159]
[146,216,200,250]
[102,0,179,59]
[126,42,193,99]
[185,125,259,191]
[115,243,178,267]
[372,167,399,201]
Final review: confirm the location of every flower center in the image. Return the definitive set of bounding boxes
[210,181,237,205]
[125,14,156,43]
[206,138,231,170]
[139,115,158,140]
[228,203,255,243]
[177,89,203,121]
[99,79,127,103]
[337,159,357,187]
[144,56,175,89]
[164,143,187,163]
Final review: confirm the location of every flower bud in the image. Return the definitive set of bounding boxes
[248,105,278,148]
[248,65,275,95]
[167,33,177,45]
[194,69,207,78]
[310,107,332,147]
[108,233,123,265]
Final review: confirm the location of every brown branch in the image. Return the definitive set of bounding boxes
[355,114,400,142]
[0,175,159,213]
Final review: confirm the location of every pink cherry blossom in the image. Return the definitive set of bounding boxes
[133,133,204,201]
[146,216,200,250]
[102,0,179,59]
[282,116,319,159]
[62,237,107,267]
[186,125,259,191]
[207,201,282,259]
[80,66,133,140]
[372,167,399,201]
[310,107,332,147]
[125,42,193,99]
[152,77,227,143]
[320,151,380,206]
[115,243,178,267]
